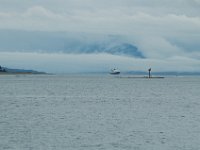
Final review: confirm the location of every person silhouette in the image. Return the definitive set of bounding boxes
[148,68,151,78]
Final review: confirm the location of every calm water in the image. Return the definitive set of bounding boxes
[0,75,200,150]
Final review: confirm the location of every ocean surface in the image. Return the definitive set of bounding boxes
[0,75,200,150]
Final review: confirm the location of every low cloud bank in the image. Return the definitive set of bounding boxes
[0,6,200,65]
[0,52,200,73]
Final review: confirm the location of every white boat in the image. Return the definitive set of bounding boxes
[110,68,120,75]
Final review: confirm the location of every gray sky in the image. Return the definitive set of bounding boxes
[0,0,200,73]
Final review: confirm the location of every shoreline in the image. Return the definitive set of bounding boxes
[0,72,46,75]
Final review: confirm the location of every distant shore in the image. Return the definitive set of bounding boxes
[0,72,46,75]
[0,65,47,75]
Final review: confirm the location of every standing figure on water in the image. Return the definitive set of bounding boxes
[148,68,151,78]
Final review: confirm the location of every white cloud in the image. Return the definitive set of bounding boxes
[136,36,183,58]
[0,6,200,43]
[0,5,200,33]
[24,6,64,19]
[0,1,200,72]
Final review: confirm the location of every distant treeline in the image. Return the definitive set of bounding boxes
[0,66,6,72]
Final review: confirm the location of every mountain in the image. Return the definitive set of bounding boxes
[0,29,145,58]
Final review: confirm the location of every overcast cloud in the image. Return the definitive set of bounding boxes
[0,0,200,73]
